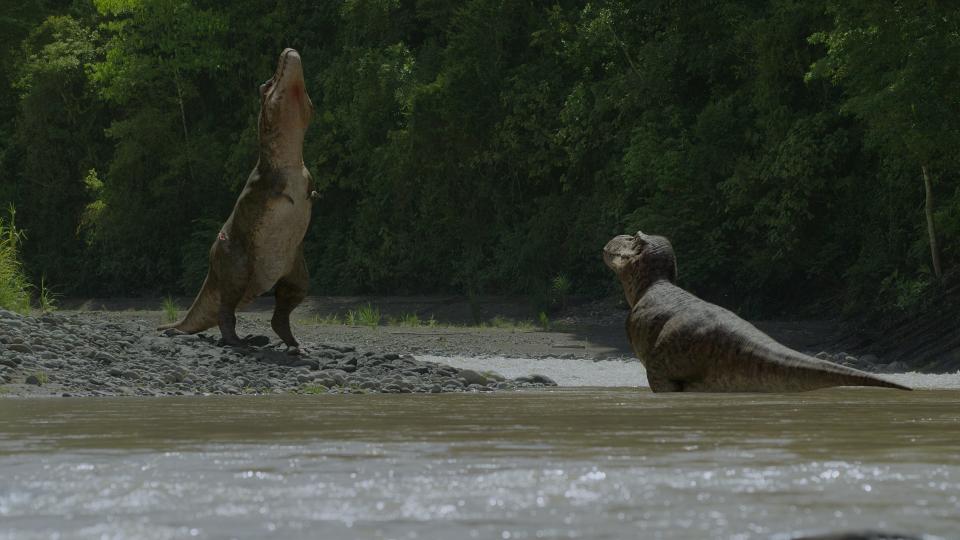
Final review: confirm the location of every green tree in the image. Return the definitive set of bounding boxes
[0,0,66,205]
[11,15,106,291]
[0,0,957,318]
[809,2,960,283]
[84,0,233,291]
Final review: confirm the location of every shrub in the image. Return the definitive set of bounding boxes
[0,206,32,314]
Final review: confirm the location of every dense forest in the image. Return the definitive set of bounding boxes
[1,0,958,317]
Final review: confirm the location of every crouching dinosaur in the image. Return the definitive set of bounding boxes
[160,48,318,354]
[603,232,910,392]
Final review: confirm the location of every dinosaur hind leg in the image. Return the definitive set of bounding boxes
[272,249,308,355]
[217,289,246,348]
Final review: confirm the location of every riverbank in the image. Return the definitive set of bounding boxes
[2,295,955,397]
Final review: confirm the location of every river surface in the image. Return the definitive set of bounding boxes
[2,384,959,540]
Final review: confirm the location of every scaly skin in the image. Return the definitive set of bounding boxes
[603,232,911,392]
[159,49,317,355]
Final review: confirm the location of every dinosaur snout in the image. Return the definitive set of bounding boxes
[603,234,637,273]
[279,48,303,74]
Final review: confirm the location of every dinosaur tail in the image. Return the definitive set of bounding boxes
[771,350,912,391]
[157,277,220,334]
[817,367,911,391]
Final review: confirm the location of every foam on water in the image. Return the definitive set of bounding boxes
[886,371,960,389]
[416,355,649,387]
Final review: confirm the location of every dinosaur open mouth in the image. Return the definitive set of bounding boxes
[603,235,636,271]
[257,48,313,134]
[272,49,293,84]
[260,49,301,101]
[604,235,638,256]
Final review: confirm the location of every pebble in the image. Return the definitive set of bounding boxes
[515,374,556,386]
[813,350,891,373]
[457,369,489,386]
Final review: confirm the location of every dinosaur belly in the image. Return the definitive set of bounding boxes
[247,196,311,297]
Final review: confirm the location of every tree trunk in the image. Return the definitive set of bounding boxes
[173,67,195,184]
[605,20,643,80]
[921,164,942,281]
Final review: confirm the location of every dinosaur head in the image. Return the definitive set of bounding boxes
[603,231,678,307]
[258,48,314,168]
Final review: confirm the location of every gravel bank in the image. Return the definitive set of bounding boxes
[0,309,556,398]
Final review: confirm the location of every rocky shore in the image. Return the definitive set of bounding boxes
[1,299,933,398]
[0,309,556,398]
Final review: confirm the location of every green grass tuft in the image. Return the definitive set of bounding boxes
[387,312,422,327]
[37,276,58,313]
[346,303,381,327]
[304,308,549,332]
[32,371,49,385]
[482,316,535,331]
[537,311,551,330]
[161,296,179,324]
[311,313,342,325]
[486,315,513,328]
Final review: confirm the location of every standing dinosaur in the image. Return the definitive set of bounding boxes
[161,48,317,355]
[603,232,910,392]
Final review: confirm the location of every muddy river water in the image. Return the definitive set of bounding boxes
[2,383,959,539]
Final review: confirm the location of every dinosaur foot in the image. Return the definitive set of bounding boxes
[285,346,301,356]
[162,328,186,337]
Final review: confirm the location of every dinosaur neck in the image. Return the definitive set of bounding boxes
[259,131,304,170]
[620,275,666,307]
[624,245,678,306]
